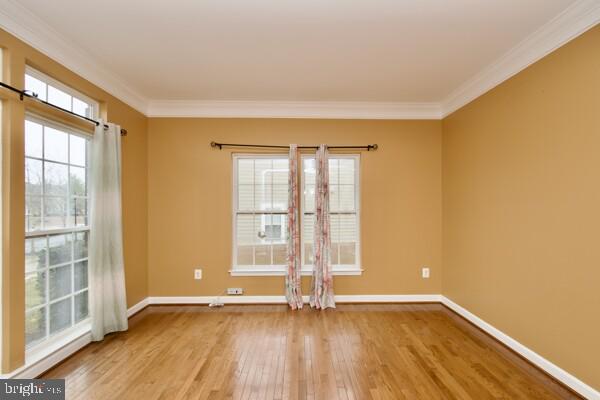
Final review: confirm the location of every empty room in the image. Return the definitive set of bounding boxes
[0,0,598,399]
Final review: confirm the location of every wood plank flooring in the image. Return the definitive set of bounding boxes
[42,304,580,400]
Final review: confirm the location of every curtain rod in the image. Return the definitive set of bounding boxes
[210,141,378,151]
[0,81,127,136]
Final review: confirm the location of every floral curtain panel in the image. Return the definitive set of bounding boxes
[285,144,304,309]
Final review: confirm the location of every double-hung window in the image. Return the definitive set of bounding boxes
[301,155,361,273]
[24,69,97,349]
[232,155,289,273]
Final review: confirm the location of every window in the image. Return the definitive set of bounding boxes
[24,114,91,348]
[24,67,98,119]
[302,155,361,272]
[232,155,289,271]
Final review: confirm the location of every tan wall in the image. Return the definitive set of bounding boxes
[0,28,148,372]
[442,25,600,390]
[148,118,442,297]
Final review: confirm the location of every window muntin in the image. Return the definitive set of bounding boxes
[25,115,90,348]
[233,155,289,270]
[301,155,360,270]
[24,67,98,119]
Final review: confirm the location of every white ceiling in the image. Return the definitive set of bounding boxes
[1,0,599,117]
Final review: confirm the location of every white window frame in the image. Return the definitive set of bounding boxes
[230,153,362,276]
[25,66,99,119]
[231,153,290,275]
[301,154,362,275]
[24,112,92,356]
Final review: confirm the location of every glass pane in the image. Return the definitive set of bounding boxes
[48,85,72,111]
[339,159,355,184]
[74,261,88,291]
[237,159,254,185]
[72,98,90,118]
[272,185,288,211]
[71,198,88,227]
[339,185,355,211]
[25,158,43,195]
[304,185,315,212]
[49,234,72,266]
[340,243,356,265]
[303,214,314,265]
[25,237,47,272]
[44,127,69,163]
[49,297,72,334]
[254,159,272,186]
[25,216,42,232]
[330,243,340,265]
[44,197,68,229]
[49,264,72,301]
[304,243,314,266]
[255,184,272,211]
[236,215,254,245]
[70,166,87,197]
[70,134,87,166]
[272,159,288,185]
[339,214,357,243]
[25,307,46,346]
[238,184,253,211]
[237,246,253,265]
[273,244,287,265]
[330,214,340,265]
[45,162,68,196]
[254,244,271,265]
[329,159,339,184]
[304,158,316,186]
[25,120,43,158]
[329,184,339,212]
[74,291,89,322]
[25,271,46,309]
[25,74,47,101]
[74,231,88,260]
[25,195,42,232]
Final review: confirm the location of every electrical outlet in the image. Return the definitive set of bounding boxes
[422,267,430,279]
[227,288,243,295]
[194,269,202,280]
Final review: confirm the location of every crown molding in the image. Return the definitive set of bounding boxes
[0,0,148,114]
[147,100,443,119]
[441,0,600,117]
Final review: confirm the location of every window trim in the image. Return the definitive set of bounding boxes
[25,66,99,119]
[230,152,363,276]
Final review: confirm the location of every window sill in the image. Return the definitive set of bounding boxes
[229,267,364,277]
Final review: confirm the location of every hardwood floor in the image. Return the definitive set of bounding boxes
[42,304,580,400]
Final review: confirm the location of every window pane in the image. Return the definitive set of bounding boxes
[25,158,43,195]
[70,166,87,197]
[238,184,253,211]
[236,215,255,245]
[25,74,47,101]
[74,261,88,291]
[25,237,47,272]
[237,159,254,185]
[255,184,272,211]
[304,159,316,186]
[254,244,270,265]
[339,159,355,184]
[340,214,357,265]
[25,120,43,158]
[74,231,88,260]
[25,271,46,309]
[25,195,42,232]
[254,159,273,186]
[70,134,87,166]
[255,214,271,264]
[330,214,340,265]
[44,197,68,229]
[303,214,314,265]
[71,198,88,227]
[49,297,72,334]
[72,98,90,118]
[304,185,315,212]
[272,185,288,211]
[272,159,288,184]
[237,246,253,265]
[329,184,339,212]
[49,234,72,266]
[329,159,339,184]
[44,127,69,163]
[74,291,89,322]
[49,265,72,301]
[25,307,46,346]
[339,185,355,211]
[330,243,339,265]
[273,244,287,265]
[48,85,72,111]
[340,243,356,265]
[45,162,68,196]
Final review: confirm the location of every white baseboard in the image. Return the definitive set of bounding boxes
[441,296,599,400]
[147,294,443,305]
[1,298,151,379]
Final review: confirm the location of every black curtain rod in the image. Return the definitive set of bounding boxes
[0,81,127,136]
[211,141,378,151]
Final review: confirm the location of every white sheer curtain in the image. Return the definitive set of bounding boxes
[89,121,128,341]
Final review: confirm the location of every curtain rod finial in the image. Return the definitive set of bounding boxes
[370,144,378,151]
[210,141,223,150]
